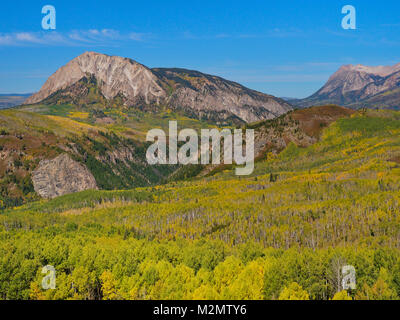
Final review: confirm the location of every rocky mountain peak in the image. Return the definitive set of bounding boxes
[293,62,400,109]
[25,52,292,124]
[346,63,400,77]
[25,52,165,106]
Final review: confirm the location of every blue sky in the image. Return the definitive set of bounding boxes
[0,0,400,98]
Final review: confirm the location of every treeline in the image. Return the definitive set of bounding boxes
[1,233,399,300]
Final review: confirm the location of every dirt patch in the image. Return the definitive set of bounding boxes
[291,105,355,137]
[388,156,400,164]
[95,117,115,125]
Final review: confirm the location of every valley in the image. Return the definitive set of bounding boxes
[0,94,31,109]
[1,105,400,299]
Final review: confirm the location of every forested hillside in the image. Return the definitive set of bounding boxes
[0,103,215,207]
[1,109,400,300]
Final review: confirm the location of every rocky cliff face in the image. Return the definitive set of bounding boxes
[294,63,400,109]
[25,52,292,123]
[32,154,97,199]
[25,52,165,106]
[152,68,291,123]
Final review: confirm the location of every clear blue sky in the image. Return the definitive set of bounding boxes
[0,0,399,98]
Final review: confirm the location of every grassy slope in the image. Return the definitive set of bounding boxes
[19,103,217,140]
[7,109,400,246]
[1,110,400,299]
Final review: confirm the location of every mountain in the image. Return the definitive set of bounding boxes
[293,63,400,109]
[25,52,292,124]
[0,94,32,109]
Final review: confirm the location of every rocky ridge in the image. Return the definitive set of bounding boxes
[25,52,292,123]
[293,63,400,109]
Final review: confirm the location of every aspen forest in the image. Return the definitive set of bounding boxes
[1,108,400,300]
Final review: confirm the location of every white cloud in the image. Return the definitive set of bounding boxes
[15,33,40,42]
[0,34,13,45]
[0,29,148,47]
[177,28,305,41]
[128,32,146,41]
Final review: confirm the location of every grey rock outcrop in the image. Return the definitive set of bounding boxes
[32,154,97,199]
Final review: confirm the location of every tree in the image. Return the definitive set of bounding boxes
[332,290,352,300]
[191,285,219,300]
[356,268,398,300]
[100,271,119,300]
[328,255,347,294]
[29,282,45,300]
[279,282,310,300]
[214,256,243,294]
[226,260,265,300]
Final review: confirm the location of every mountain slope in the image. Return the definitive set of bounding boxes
[152,67,292,123]
[294,63,400,109]
[25,52,292,124]
[0,108,178,208]
[2,109,400,300]
[173,105,356,179]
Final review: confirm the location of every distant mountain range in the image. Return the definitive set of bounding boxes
[12,56,400,113]
[289,63,400,109]
[0,94,31,109]
[25,52,292,124]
